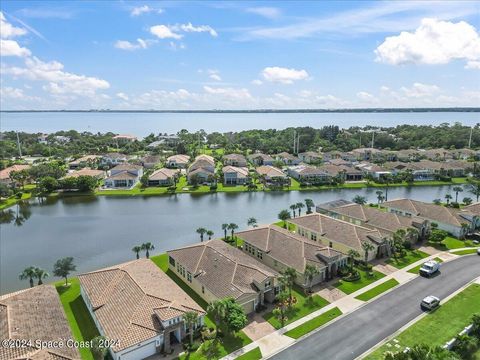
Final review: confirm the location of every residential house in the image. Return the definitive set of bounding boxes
[0,285,81,360]
[322,151,343,162]
[79,259,205,359]
[148,168,179,186]
[384,161,435,181]
[326,158,352,166]
[351,148,383,162]
[104,164,143,188]
[101,152,128,167]
[236,225,348,286]
[223,153,247,167]
[0,164,30,185]
[382,198,478,238]
[248,153,275,166]
[256,165,290,186]
[223,166,250,185]
[317,163,363,181]
[112,134,137,143]
[287,165,331,184]
[356,162,391,179]
[188,155,216,184]
[396,149,421,162]
[141,155,162,169]
[167,240,278,314]
[275,152,301,165]
[298,151,323,164]
[288,214,386,261]
[167,154,190,168]
[147,135,180,148]
[69,155,101,170]
[422,148,453,161]
[64,168,106,180]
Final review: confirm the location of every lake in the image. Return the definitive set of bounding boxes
[0,185,457,294]
[1,111,479,136]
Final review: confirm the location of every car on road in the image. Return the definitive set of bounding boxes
[419,260,440,277]
[477,248,480,255]
[421,295,440,310]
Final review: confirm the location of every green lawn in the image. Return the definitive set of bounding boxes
[355,279,400,301]
[385,250,429,269]
[334,268,386,295]
[284,307,342,339]
[0,191,32,210]
[366,284,480,360]
[407,257,444,274]
[55,278,100,360]
[451,248,480,255]
[263,286,330,329]
[273,220,296,231]
[235,347,262,360]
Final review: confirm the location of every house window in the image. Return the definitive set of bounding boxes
[202,286,205,294]
[311,233,317,241]
[329,241,333,248]
[169,257,176,267]
[187,272,192,283]
[257,250,263,259]
[265,280,271,289]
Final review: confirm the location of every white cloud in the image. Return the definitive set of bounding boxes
[261,66,309,84]
[168,41,186,51]
[401,82,440,98]
[207,69,221,81]
[375,18,480,68]
[246,7,281,19]
[0,12,27,38]
[465,60,480,70]
[131,5,163,16]
[0,39,31,57]
[150,25,183,39]
[1,86,25,99]
[173,23,217,37]
[251,79,263,85]
[114,38,155,51]
[116,92,129,101]
[356,91,378,102]
[203,86,252,100]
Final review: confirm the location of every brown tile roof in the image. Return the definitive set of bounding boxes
[149,168,179,181]
[110,164,143,171]
[0,165,30,180]
[235,226,344,273]
[256,165,286,178]
[78,259,204,352]
[0,285,80,360]
[224,154,247,162]
[106,171,138,181]
[194,154,215,165]
[288,214,384,252]
[222,166,249,177]
[68,155,101,164]
[64,168,105,179]
[248,153,274,162]
[463,202,480,215]
[189,159,215,172]
[167,154,190,163]
[383,198,472,227]
[168,240,277,300]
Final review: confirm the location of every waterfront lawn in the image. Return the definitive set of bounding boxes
[55,278,99,360]
[284,307,342,339]
[235,347,262,360]
[407,257,443,274]
[263,286,330,329]
[366,284,480,360]
[0,191,32,210]
[273,220,296,231]
[451,248,480,255]
[354,279,399,302]
[385,249,429,269]
[334,268,386,295]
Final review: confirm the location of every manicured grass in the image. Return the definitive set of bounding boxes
[179,331,252,360]
[263,286,330,329]
[0,192,32,210]
[334,268,386,295]
[442,236,477,250]
[284,307,342,339]
[273,220,296,231]
[407,257,444,274]
[55,278,100,360]
[355,279,400,301]
[366,284,480,360]
[451,248,480,255]
[235,347,262,360]
[385,250,429,269]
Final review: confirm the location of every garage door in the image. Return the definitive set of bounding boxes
[241,300,255,314]
[119,340,157,360]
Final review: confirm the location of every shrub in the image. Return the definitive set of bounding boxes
[451,334,478,359]
[403,242,412,250]
[342,270,360,282]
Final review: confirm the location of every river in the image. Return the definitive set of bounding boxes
[0,185,459,294]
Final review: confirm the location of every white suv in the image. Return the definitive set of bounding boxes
[421,295,440,310]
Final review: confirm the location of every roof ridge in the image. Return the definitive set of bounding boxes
[194,246,208,273]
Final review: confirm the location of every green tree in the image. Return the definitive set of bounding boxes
[132,245,142,259]
[445,194,452,205]
[207,300,227,337]
[428,229,448,244]
[141,242,155,258]
[305,199,314,214]
[290,204,297,218]
[376,190,384,205]
[452,186,464,203]
[433,198,442,205]
[278,209,291,228]
[467,180,480,201]
[228,223,239,246]
[53,257,76,286]
[183,311,199,346]
[451,334,477,359]
[222,223,229,240]
[206,230,214,240]
[352,195,367,205]
[296,202,305,216]
[75,175,98,192]
[361,242,375,263]
[91,336,108,360]
[38,176,59,193]
[19,266,37,287]
[34,267,49,285]
[222,298,247,333]
[304,264,319,294]
[347,249,360,271]
[282,267,297,304]
[463,197,473,205]
[247,217,258,228]
[196,227,207,242]
[272,291,289,328]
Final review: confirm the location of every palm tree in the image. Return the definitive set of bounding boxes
[452,186,463,203]
[289,204,297,218]
[347,249,360,271]
[206,230,214,240]
[228,223,239,246]
[375,190,384,205]
[196,227,207,242]
[222,223,229,240]
[207,300,226,338]
[34,267,49,285]
[282,267,297,304]
[132,245,142,259]
[304,264,319,294]
[361,242,375,264]
[272,291,289,328]
[305,199,314,214]
[183,311,198,345]
[444,193,452,205]
[463,197,473,205]
[91,336,108,360]
[278,209,291,228]
[467,180,480,201]
[296,202,305,216]
[352,195,367,205]
[19,266,36,287]
[247,217,258,228]
[433,198,442,205]
[142,242,155,258]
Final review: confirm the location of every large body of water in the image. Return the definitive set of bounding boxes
[0,185,457,294]
[1,111,479,136]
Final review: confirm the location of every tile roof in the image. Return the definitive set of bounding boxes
[0,165,30,180]
[224,154,247,161]
[256,165,286,178]
[149,168,179,181]
[167,154,190,163]
[222,166,249,177]
[110,164,143,171]
[64,168,105,179]
[288,165,329,176]
[106,171,138,181]
[78,259,204,352]
[168,240,277,300]
[0,285,80,360]
[68,155,100,164]
[463,202,480,215]
[235,226,345,273]
[248,153,274,162]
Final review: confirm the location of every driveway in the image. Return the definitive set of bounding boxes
[270,254,480,360]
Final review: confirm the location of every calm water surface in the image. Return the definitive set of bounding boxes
[0,185,456,294]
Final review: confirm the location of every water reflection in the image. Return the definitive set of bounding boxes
[0,202,31,226]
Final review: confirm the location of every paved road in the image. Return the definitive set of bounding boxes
[270,255,480,360]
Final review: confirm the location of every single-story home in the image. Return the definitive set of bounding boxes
[167,154,190,168]
[236,225,348,286]
[167,240,278,314]
[79,259,205,360]
[256,165,290,186]
[287,165,331,184]
[317,164,363,181]
[0,285,81,360]
[104,164,143,188]
[355,162,392,179]
[223,153,247,167]
[188,155,215,173]
[68,155,101,169]
[223,166,250,185]
[298,151,322,164]
[275,152,301,165]
[101,152,128,166]
[187,167,215,184]
[248,153,275,166]
[0,164,31,184]
[64,168,106,180]
[148,168,179,186]
[112,134,137,142]
[141,155,162,169]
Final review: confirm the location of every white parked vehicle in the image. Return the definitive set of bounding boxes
[477,248,480,255]
[419,260,440,277]
[421,295,440,310]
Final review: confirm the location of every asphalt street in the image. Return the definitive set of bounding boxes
[270,254,480,360]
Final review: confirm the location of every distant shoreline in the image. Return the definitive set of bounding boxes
[1,107,479,113]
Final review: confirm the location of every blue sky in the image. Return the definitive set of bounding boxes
[0,1,479,110]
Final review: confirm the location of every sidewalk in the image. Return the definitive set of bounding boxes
[221,249,461,360]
